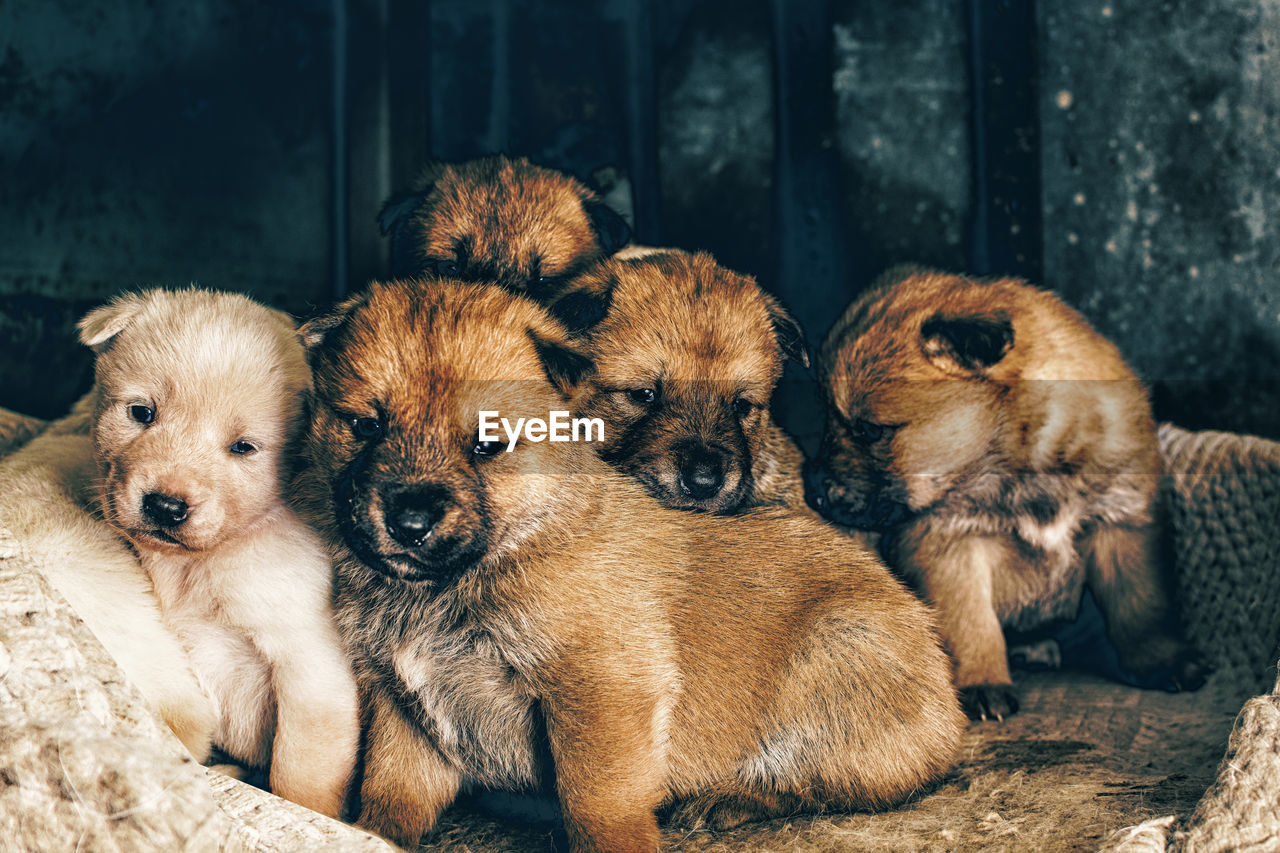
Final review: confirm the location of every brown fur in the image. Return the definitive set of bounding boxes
[810,267,1207,720]
[293,279,965,852]
[558,249,810,514]
[377,154,630,315]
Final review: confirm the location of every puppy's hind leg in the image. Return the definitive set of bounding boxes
[1083,520,1208,691]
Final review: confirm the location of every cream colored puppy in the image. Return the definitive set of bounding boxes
[0,396,217,760]
[79,288,359,818]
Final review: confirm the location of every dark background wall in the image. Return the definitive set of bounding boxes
[1,0,1277,445]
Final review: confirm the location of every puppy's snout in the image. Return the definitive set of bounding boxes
[142,492,189,528]
[805,462,912,532]
[803,460,836,514]
[383,486,448,548]
[677,446,726,501]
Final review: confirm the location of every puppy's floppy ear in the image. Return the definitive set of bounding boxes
[762,292,810,369]
[77,291,151,353]
[298,290,370,353]
[376,189,429,238]
[379,164,448,277]
[582,197,631,255]
[547,273,616,334]
[528,329,595,395]
[920,311,1014,372]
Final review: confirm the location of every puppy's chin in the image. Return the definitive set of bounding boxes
[339,515,486,588]
[127,526,198,553]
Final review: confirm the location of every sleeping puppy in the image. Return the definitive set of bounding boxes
[377,154,631,324]
[78,288,359,816]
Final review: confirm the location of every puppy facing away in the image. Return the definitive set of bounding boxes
[0,396,217,760]
[555,249,810,514]
[78,289,359,817]
[808,267,1207,720]
[295,278,965,852]
[377,154,631,315]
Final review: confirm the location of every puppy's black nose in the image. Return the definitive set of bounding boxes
[678,448,726,500]
[142,492,189,528]
[383,487,447,548]
[803,460,833,513]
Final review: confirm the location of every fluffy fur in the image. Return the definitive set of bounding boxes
[295,278,965,852]
[377,154,631,313]
[556,249,810,514]
[79,288,359,816]
[0,396,216,759]
[809,267,1207,720]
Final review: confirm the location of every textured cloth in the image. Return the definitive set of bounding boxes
[1098,426,1280,852]
[1159,424,1280,691]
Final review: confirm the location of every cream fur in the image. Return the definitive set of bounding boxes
[77,287,359,818]
[0,394,217,760]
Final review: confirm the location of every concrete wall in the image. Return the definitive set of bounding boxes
[0,0,334,416]
[1040,0,1280,438]
[1,0,1276,439]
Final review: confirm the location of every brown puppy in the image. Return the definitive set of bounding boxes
[557,249,810,513]
[378,154,630,324]
[294,279,964,852]
[809,267,1207,720]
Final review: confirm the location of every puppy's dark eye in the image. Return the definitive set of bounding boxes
[433,258,460,276]
[732,397,754,418]
[352,417,384,441]
[532,274,563,293]
[628,388,657,406]
[129,405,155,425]
[473,439,504,457]
[851,418,887,443]
[229,440,257,455]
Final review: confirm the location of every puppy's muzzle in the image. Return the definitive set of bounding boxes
[804,460,911,531]
[143,491,189,528]
[382,485,448,548]
[677,445,727,501]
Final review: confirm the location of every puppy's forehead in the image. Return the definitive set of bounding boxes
[600,255,779,381]
[99,292,303,401]
[428,162,594,272]
[322,283,557,399]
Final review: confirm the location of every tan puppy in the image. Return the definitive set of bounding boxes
[809,267,1207,720]
[0,396,216,760]
[378,154,631,325]
[557,249,810,513]
[295,278,964,852]
[79,289,359,817]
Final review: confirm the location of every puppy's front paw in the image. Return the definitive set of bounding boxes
[960,684,1019,722]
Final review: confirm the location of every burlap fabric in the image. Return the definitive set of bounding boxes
[1,417,1276,852]
[1099,425,1280,853]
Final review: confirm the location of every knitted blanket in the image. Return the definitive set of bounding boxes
[0,417,1276,852]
